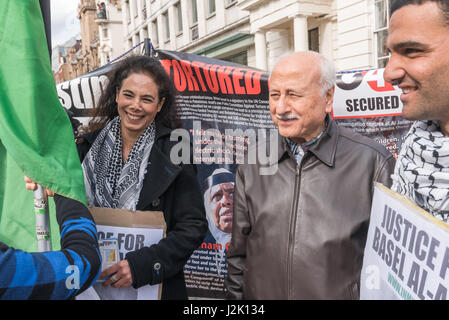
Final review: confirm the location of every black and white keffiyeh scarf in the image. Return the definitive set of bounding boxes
[392,120,449,222]
[82,116,156,211]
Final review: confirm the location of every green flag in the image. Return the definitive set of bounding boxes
[0,1,87,251]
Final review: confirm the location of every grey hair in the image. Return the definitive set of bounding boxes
[291,51,336,96]
[317,53,336,96]
[271,50,336,96]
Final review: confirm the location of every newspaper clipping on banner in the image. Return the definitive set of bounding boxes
[361,183,449,300]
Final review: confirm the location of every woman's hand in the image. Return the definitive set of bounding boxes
[101,260,134,288]
[24,176,55,197]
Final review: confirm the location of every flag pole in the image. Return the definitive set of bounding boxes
[143,38,151,56]
[34,0,52,252]
[39,0,52,59]
[34,185,52,251]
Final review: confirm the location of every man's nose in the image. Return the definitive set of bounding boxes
[384,53,405,86]
[276,95,290,114]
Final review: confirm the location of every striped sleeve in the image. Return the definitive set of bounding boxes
[0,195,101,299]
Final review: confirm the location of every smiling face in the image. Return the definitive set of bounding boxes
[116,72,165,140]
[209,182,234,234]
[384,2,449,134]
[269,52,334,144]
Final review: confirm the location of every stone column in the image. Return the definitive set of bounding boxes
[196,0,206,39]
[293,15,308,52]
[254,30,267,71]
[121,0,130,49]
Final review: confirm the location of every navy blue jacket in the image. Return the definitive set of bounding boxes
[0,195,101,299]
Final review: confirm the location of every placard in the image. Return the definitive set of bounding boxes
[361,183,449,300]
[76,207,166,300]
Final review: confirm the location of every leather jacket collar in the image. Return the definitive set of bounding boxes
[278,115,338,167]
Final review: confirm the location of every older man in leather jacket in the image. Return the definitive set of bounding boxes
[225,51,396,299]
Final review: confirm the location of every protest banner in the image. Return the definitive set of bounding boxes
[361,183,449,300]
[76,207,166,300]
[56,48,412,299]
[333,68,412,158]
[56,64,112,122]
[157,50,280,298]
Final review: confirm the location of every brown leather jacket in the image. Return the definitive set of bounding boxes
[226,119,396,299]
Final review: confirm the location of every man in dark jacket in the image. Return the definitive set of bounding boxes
[225,51,396,299]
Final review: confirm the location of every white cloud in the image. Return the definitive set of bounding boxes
[50,0,81,48]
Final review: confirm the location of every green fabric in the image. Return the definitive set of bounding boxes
[0,142,60,251]
[0,0,87,250]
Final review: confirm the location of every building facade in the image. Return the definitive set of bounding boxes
[52,38,84,84]
[52,0,101,83]
[77,0,101,73]
[95,0,124,65]
[111,0,390,72]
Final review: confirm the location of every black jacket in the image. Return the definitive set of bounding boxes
[226,118,395,299]
[77,122,207,300]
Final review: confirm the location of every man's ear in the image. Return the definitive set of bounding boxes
[325,86,335,113]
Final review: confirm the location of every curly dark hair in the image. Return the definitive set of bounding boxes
[88,55,179,131]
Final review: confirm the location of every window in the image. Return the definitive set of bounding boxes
[308,28,319,53]
[222,51,247,66]
[208,0,216,15]
[102,28,108,38]
[152,19,159,45]
[132,0,138,18]
[142,0,147,20]
[97,2,107,20]
[374,0,390,68]
[191,0,198,24]
[163,11,170,42]
[175,2,183,33]
[226,0,237,7]
[125,0,131,23]
[191,25,199,40]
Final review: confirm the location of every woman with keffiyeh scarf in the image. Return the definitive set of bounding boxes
[76,55,207,299]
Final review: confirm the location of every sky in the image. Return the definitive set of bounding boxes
[50,0,81,48]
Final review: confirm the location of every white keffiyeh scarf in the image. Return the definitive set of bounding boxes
[82,116,156,211]
[392,120,449,222]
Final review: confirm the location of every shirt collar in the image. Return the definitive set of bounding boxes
[278,115,338,167]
